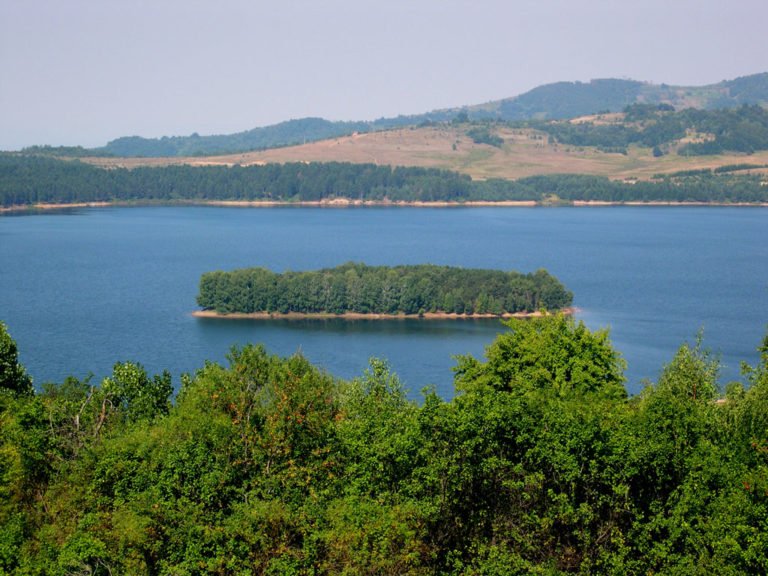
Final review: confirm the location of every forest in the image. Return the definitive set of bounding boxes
[2,154,768,207]
[530,104,768,155]
[196,263,573,316]
[1,316,767,574]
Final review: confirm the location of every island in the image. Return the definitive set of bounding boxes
[195,262,573,318]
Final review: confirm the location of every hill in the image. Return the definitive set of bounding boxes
[469,72,768,121]
[34,72,766,158]
[100,118,391,158]
[84,121,768,183]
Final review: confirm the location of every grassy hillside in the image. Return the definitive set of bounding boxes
[84,123,768,182]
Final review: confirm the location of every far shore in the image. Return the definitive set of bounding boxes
[202,199,539,208]
[3,198,768,214]
[0,201,113,213]
[192,308,577,321]
[571,200,768,207]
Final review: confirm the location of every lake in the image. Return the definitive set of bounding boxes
[1,205,766,397]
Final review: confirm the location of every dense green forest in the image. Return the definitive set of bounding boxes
[3,154,768,207]
[531,104,768,155]
[19,145,115,158]
[2,317,768,574]
[197,263,573,316]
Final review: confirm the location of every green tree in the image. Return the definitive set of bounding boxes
[337,359,419,497]
[0,325,47,572]
[102,361,172,424]
[0,322,33,396]
[454,314,626,399]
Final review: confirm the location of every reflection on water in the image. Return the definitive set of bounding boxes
[193,317,507,397]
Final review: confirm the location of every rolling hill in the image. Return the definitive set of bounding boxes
[470,72,768,120]
[84,118,768,182]
[62,72,768,158]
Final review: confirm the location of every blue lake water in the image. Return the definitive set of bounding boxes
[1,205,767,397]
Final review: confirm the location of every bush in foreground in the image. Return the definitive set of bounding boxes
[1,317,767,574]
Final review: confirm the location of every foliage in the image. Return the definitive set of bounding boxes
[0,155,474,206]
[196,262,573,315]
[0,321,32,396]
[474,172,768,204]
[3,154,768,207]
[533,104,768,155]
[466,126,504,148]
[713,162,765,174]
[101,361,173,424]
[454,314,626,399]
[18,145,114,158]
[1,318,768,573]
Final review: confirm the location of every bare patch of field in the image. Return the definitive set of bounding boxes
[568,112,624,125]
[82,126,768,182]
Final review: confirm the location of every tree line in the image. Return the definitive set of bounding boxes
[0,155,474,206]
[197,263,573,316]
[2,316,768,574]
[488,172,768,203]
[3,154,768,207]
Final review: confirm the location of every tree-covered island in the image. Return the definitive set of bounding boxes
[196,262,573,317]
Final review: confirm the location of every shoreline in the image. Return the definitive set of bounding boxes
[3,199,768,214]
[571,200,768,207]
[0,201,113,213]
[191,308,577,321]
[202,199,539,208]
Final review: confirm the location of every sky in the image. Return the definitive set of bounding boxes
[1,0,766,150]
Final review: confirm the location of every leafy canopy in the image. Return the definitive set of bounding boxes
[454,314,626,399]
[0,322,32,396]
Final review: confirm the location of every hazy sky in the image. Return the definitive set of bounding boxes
[1,0,766,149]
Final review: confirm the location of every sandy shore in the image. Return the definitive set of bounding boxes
[192,308,576,320]
[201,199,539,208]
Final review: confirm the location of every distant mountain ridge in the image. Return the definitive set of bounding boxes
[469,73,768,121]
[39,72,768,157]
[101,118,400,158]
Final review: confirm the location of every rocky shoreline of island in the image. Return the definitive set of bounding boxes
[192,308,577,321]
